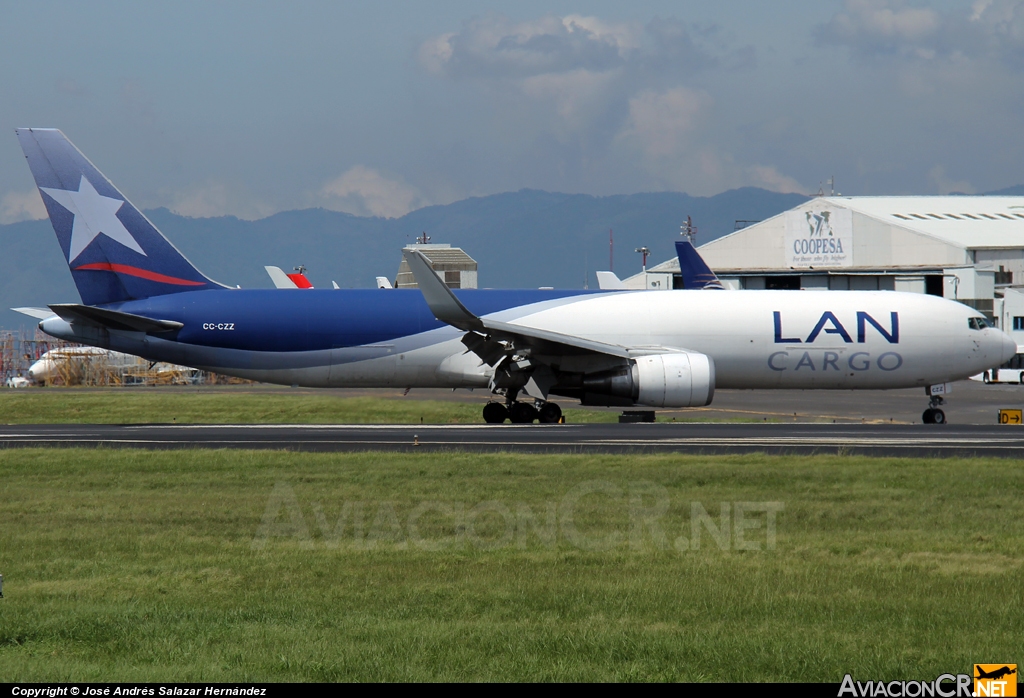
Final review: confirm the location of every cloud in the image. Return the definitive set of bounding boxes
[817,0,1024,64]
[745,165,809,195]
[819,0,941,53]
[318,166,426,219]
[928,165,975,195]
[418,14,731,102]
[120,79,158,126]
[619,87,710,159]
[518,68,621,127]
[168,182,276,220]
[419,13,765,194]
[968,0,1024,63]
[0,189,47,224]
[54,77,90,98]
[420,14,641,80]
[609,88,807,195]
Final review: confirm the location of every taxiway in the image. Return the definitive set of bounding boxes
[2,422,1023,457]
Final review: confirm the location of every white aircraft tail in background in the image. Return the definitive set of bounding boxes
[595,271,626,290]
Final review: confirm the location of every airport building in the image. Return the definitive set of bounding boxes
[395,243,478,290]
[627,195,1024,348]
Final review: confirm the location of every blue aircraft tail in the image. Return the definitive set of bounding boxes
[16,128,225,306]
[675,240,724,290]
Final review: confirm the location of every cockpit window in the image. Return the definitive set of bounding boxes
[968,316,991,330]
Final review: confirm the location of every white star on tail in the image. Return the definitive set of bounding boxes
[40,175,146,263]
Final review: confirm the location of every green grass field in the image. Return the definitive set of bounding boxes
[0,448,1020,681]
[0,389,622,424]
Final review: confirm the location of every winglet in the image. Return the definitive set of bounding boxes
[401,249,481,331]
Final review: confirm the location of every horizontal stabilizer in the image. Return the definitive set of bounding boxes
[12,307,56,320]
[48,303,183,333]
[596,271,626,290]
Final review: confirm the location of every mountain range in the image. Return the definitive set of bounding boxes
[0,186,809,330]
[2,184,1019,330]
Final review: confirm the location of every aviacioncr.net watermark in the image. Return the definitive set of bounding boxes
[251,479,784,552]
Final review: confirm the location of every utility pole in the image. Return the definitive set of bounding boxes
[635,246,650,272]
[609,229,614,273]
[680,215,697,244]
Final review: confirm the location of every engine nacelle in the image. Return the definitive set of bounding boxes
[581,352,715,408]
[634,352,715,407]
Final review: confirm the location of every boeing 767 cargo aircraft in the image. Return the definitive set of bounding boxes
[13,128,1016,423]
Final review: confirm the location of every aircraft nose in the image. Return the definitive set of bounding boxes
[1000,330,1018,364]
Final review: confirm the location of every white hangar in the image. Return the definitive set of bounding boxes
[628,195,1024,348]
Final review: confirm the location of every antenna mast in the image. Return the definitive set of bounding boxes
[635,246,650,272]
[680,215,697,244]
[609,229,614,273]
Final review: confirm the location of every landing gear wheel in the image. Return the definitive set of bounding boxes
[538,402,562,424]
[509,401,539,424]
[983,372,992,384]
[483,402,508,424]
[924,389,948,425]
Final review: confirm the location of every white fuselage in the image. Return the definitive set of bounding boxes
[42,289,1015,395]
[335,290,1014,391]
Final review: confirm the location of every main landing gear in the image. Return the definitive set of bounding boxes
[482,400,562,424]
[922,395,946,425]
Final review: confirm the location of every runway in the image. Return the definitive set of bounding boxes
[2,422,1024,457]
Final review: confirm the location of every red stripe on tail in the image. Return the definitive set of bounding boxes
[73,262,207,286]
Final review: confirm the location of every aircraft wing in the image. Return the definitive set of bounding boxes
[403,249,631,360]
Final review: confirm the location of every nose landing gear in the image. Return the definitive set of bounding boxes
[922,395,946,424]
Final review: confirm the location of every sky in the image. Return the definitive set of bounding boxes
[1,0,1022,224]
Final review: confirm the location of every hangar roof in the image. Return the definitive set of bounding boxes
[803,196,1024,249]
[638,195,1024,279]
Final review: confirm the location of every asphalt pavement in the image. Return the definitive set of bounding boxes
[2,422,1023,457]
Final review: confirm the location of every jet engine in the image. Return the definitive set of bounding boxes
[580,352,715,408]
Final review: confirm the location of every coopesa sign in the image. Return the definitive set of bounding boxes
[785,206,852,268]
